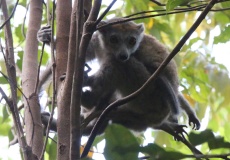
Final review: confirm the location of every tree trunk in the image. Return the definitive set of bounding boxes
[21,0,44,159]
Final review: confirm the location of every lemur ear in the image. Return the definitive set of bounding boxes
[97,21,108,33]
[137,23,145,33]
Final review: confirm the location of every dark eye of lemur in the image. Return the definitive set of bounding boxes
[129,37,136,46]
[109,35,119,44]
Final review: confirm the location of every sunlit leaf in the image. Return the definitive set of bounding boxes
[214,12,230,27]
[214,25,230,44]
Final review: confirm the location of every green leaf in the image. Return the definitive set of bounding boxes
[17,51,23,70]
[2,106,9,123]
[214,12,230,27]
[0,115,11,136]
[221,1,230,8]
[0,76,8,84]
[8,128,14,143]
[214,25,230,44]
[46,138,57,160]
[166,0,190,11]
[92,134,105,147]
[208,136,230,150]
[189,129,215,146]
[104,124,139,160]
[140,143,189,160]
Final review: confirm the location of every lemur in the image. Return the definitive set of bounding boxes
[37,18,200,138]
[80,18,200,138]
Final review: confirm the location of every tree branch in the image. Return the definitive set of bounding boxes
[0,0,19,30]
[69,0,84,158]
[21,0,44,158]
[1,0,32,159]
[55,0,72,158]
[82,0,219,157]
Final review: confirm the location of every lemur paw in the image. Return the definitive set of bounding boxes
[188,114,200,130]
[174,125,188,141]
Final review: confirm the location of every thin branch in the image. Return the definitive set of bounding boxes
[34,43,45,94]
[125,4,207,18]
[0,0,19,30]
[0,71,34,130]
[69,0,85,158]
[95,0,117,25]
[149,0,165,6]
[37,62,52,92]
[40,1,56,159]
[0,87,13,110]
[127,1,230,19]
[97,6,205,31]
[21,2,30,38]
[81,0,219,157]
[0,38,7,64]
[209,7,230,11]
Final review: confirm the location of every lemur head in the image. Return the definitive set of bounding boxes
[97,18,144,62]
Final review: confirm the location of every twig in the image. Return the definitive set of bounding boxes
[125,4,207,18]
[149,0,165,6]
[0,87,13,110]
[81,0,218,157]
[95,0,117,25]
[195,153,230,159]
[0,39,7,65]
[0,0,19,30]
[37,62,52,92]
[126,1,230,19]
[97,6,205,31]
[34,43,45,94]
[21,2,29,38]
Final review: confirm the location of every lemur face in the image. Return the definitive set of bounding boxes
[98,19,144,62]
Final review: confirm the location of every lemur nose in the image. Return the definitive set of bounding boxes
[118,54,128,61]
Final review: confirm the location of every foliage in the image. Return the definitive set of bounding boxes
[0,0,230,159]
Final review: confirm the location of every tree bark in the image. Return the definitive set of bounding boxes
[69,0,84,158]
[55,0,72,159]
[21,0,44,158]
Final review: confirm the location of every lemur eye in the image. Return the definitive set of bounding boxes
[110,35,119,44]
[129,37,136,46]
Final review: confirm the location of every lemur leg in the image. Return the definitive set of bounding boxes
[155,76,180,115]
